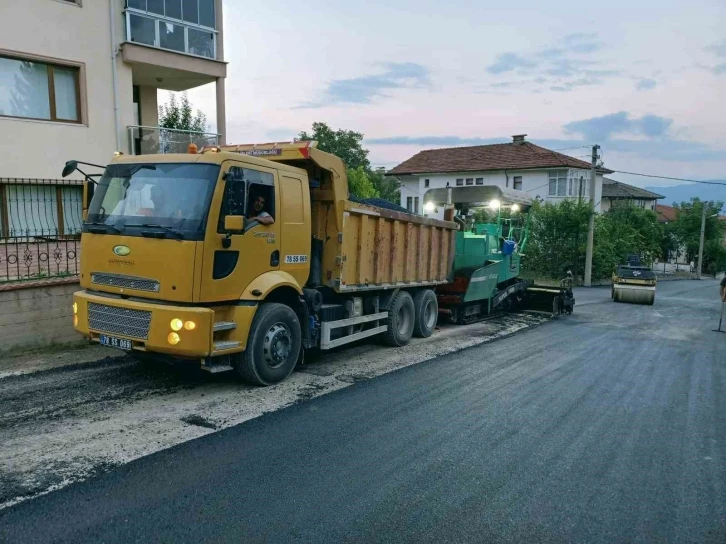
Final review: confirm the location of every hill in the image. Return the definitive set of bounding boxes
[646,182,726,212]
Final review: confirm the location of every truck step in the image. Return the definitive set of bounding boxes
[213,340,240,352]
[201,362,234,373]
[213,321,237,332]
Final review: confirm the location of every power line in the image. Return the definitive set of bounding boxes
[612,171,726,186]
[551,145,591,152]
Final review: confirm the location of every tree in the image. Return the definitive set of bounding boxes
[370,169,400,203]
[670,198,725,273]
[158,92,208,132]
[297,122,370,171]
[347,166,379,199]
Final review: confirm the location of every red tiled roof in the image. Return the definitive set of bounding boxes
[656,204,677,222]
[387,141,614,176]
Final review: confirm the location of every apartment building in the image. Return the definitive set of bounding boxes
[0,0,226,282]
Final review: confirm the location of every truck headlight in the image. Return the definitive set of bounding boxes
[184,321,196,331]
[167,332,180,345]
[170,318,183,331]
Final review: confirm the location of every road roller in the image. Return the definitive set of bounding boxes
[611,264,656,305]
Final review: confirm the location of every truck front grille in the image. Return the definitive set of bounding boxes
[88,302,152,340]
[91,273,160,293]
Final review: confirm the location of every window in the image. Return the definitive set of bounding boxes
[424,179,430,188]
[548,170,567,197]
[0,55,81,123]
[414,197,419,214]
[88,163,220,239]
[406,196,413,212]
[128,0,215,26]
[456,178,464,186]
[126,0,217,58]
[513,176,522,190]
[465,178,474,186]
[475,178,484,185]
[217,167,274,232]
[4,184,82,238]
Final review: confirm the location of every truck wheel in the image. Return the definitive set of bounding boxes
[235,303,301,386]
[383,291,415,347]
[413,289,438,338]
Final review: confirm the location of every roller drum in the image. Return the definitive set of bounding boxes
[613,284,655,305]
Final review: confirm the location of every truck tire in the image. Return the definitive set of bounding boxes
[412,289,438,338]
[383,290,415,347]
[235,303,301,386]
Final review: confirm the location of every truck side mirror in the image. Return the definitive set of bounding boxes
[224,215,245,233]
[82,180,95,222]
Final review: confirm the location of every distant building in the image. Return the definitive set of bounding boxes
[601,179,663,212]
[386,135,613,217]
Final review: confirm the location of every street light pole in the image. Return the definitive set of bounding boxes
[697,204,706,279]
[583,144,599,287]
[697,204,718,279]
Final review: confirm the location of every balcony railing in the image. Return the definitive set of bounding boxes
[128,126,220,155]
[125,8,217,60]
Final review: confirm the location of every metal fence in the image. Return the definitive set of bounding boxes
[128,125,219,155]
[0,178,83,284]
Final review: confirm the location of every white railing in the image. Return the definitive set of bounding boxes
[125,9,217,60]
[128,126,219,155]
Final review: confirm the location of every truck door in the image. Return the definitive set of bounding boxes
[201,163,281,302]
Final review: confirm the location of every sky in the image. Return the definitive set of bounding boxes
[167,0,726,189]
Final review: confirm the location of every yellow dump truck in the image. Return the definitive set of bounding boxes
[66,141,456,384]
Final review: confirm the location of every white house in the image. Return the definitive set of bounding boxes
[387,135,613,219]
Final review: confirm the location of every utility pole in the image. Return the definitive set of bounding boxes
[583,144,599,287]
[697,203,708,279]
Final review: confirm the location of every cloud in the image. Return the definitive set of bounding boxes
[481,32,619,94]
[299,62,429,107]
[367,136,502,147]
[706,40,726,58]
[636,78,657,91]
[715,63,726,75]
[486,53,538,74]
[564,111,673,141]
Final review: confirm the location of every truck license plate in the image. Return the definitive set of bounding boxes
[99,335,132,351]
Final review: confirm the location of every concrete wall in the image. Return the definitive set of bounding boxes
[0,281,81,353]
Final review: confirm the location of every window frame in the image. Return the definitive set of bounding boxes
[513,176,523,190]
[455,178,464,186]
[0,51,84,125]
[424,179,430,188]
[465,178,474,186]
[217,165,276,234]
[475,178,484,185]
[548,170,568,197]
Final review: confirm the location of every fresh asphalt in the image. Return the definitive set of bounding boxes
[1,280,725,543]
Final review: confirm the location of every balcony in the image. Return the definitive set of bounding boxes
[122,0,226,91]
[128,126,219,155]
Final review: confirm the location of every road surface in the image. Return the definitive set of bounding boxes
[1,280,725,543]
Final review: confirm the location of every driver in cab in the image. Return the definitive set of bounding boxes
[248,195,274,225]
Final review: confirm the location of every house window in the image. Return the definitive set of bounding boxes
[456,179,464,186]
[465,178,474,186]
[414,197,419,214]
[513,176,522,190]
[548,170,567,197]
[128,0,216,28]
[0,55,81,123]
[475,178,483,185]
[424,179,430,188]
[406,196,413,212]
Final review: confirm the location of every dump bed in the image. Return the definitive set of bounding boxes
[330,200,456,292]
[212,141,458,293]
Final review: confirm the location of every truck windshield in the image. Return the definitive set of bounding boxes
[87,163,220,239]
